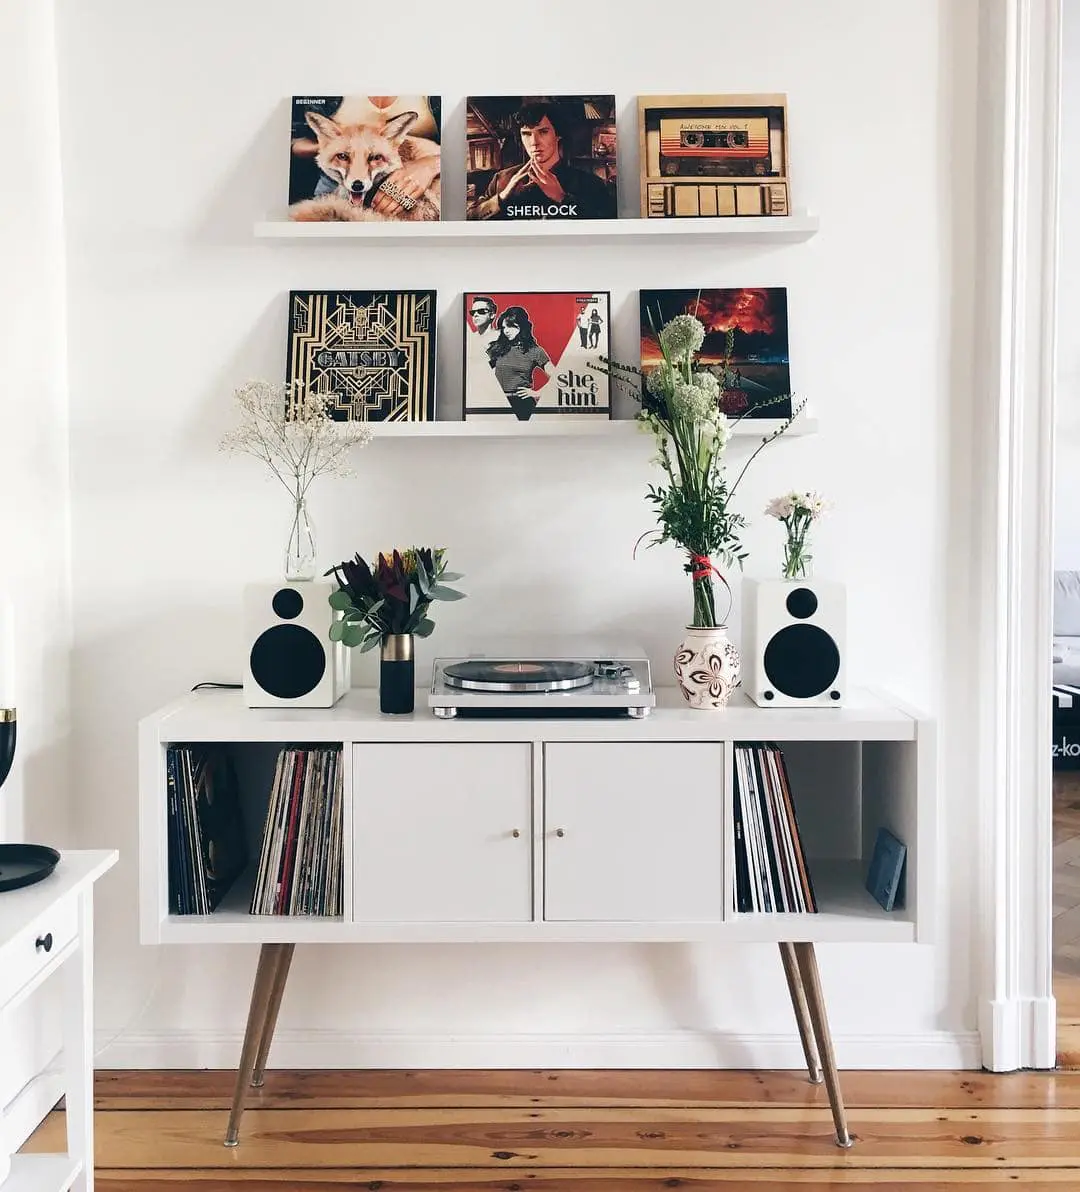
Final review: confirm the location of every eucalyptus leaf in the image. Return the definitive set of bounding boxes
[359,633,381,653]
[341,624,367,648]
[415,559,432,597]
[430,585,466,601]
[328,589,352,611]
[328,620,344,642]
[414,618,436,638]
[438,571,463,582]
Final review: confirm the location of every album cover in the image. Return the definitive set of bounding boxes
[637,93,789,218]
[288,95,441,222]
[865,827,907,912]
[286,290,437,422]
[463,292,611,422]
[639,288,792,420]
[466,96,617,221]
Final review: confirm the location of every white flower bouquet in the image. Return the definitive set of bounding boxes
[764,490,829,581]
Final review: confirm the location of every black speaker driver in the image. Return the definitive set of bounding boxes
[249,624,326,699]
[785,587,819,619]
[763,624,840,699]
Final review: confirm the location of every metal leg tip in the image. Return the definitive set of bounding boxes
[835,1132,854,1149]
[223,1133,240,1148]
[250,1076,265,1088]
[808,1072,824,1084]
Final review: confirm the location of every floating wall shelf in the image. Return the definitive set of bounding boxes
[253,212,820,247]
[365,416,818,439]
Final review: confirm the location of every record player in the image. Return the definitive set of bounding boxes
[429,642,654,719]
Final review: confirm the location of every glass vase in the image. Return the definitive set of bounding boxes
[285,494,316,581]
[782,535,812,581]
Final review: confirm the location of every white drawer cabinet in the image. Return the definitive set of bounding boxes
[543,742,726,922]
[353,742,533,923]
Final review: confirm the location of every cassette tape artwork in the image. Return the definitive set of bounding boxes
[638,93,789,219]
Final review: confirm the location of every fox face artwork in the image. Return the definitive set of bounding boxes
[288,96,442,222]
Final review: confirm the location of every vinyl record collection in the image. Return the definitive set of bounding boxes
[250,746,344,916]
[732,742,817,914]
[166,745,248,915]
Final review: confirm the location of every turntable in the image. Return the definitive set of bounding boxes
[429,648,654,719]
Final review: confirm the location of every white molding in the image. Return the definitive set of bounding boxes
[975,0,1061,1071]
[95,1027,981,1073]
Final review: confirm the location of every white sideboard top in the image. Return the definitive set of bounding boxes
[145,686,924,744]
[0,850,117,948]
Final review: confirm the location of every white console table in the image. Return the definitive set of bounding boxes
[0,850,117,1192]
[138,686,933,1149]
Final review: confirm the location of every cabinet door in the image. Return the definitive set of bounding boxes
[544,742,725,922]
[353,743,533,923]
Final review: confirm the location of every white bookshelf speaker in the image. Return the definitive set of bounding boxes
[742,578,845,708]
[243,580,350,708]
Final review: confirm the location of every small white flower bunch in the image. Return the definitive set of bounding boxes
[765,491,829,581]
[764,491,829,522]
[220,379,374,501]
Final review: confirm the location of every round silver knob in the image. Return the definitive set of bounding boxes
[555,828,565,837]
[511,828,521,838]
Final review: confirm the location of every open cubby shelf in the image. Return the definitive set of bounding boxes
[140,688,931,947]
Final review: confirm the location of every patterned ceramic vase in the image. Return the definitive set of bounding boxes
[673,625,742,709]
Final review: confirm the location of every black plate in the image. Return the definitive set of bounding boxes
[443,659,594,693]
[0,843,61,893]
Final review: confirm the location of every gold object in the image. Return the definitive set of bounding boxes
[380,634,414,663]
[0,708,14,723]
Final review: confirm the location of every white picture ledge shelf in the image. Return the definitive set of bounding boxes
[367,416,818,439]
[253,212,820,246]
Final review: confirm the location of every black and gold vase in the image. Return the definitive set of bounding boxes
[380,634,415,715]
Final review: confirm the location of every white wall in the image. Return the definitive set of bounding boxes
[1058,3,1080,571]
[0,0,71,843]
[53,0,983,1067]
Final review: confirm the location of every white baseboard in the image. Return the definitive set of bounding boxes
[96,1027,983,1071]
[979,994,1058,1071]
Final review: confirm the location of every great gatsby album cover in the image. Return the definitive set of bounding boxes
[286,290,437,422]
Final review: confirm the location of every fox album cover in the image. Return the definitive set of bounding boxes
[288,95,441,222]
[286,290,437,423]
[640,288,792,420]
[466,96,617,221]
[463,292,611,422]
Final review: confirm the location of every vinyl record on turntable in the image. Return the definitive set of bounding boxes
[443,660,594,693]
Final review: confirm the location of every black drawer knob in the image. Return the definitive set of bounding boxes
[35,932,53,953]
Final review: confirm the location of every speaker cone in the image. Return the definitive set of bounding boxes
[763,624,840,699]
[250,624,326,699]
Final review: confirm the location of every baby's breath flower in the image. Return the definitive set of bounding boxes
[220,379,373,498]
[659,314,705,362]
[645,365,671,396]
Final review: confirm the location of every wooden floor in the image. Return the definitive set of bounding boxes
[23,1067,1080,1188]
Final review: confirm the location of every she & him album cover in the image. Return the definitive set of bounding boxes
[463,292,611,422]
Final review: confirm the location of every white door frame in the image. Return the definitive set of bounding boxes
[975,0,1061,1071]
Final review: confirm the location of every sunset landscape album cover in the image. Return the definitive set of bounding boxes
[639,288,792,420]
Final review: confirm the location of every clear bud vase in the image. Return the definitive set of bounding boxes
[782,534,811,581]
[285,494,317,581]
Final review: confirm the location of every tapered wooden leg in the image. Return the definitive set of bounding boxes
[779,941,822,1084]
[252,942,295,1088]
[793,941,852,1148]
[224,943,286,1146]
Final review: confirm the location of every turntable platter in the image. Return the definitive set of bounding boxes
[442,660,595,693]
